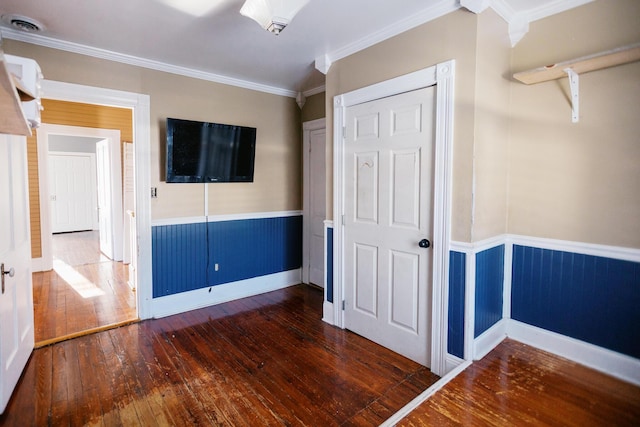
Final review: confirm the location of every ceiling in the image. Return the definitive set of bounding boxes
[0,0,592,98]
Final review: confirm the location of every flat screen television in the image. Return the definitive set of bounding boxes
[166,117,257,183]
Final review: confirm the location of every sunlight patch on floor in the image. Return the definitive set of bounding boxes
[53,258,106,298]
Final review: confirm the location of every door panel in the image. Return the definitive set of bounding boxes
[0,134,34,414]
[354,152,379,223]
[49,153,96,233]
[354,243,378,316]
[344,86,435,366]
[308,127,326,287]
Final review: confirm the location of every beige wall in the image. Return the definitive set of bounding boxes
[326,10,479,242]
[508,0,640,248]
[4,40,302,221]
[471,10,511,241]
[301,91,325,123]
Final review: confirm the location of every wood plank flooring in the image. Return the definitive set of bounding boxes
[1,284,439,426]
[399,339,640,426]
[33,231,137,344]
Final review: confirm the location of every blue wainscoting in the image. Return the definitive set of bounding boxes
[511,245,640,359]
[475,245,505,338]
[326,227,333,303]
[152,216,302,298]
[448,251,466,358]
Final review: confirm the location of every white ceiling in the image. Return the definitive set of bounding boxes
[0,0,592,97]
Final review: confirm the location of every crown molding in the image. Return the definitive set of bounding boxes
[489,0,595,46]
[303,85,325,97]
[315,0,460,74]
[0,27,298,98]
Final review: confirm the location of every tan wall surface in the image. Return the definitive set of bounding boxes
[471,10,511,241]
[5,40,302,221]
[325,10,479,242]
[301,92,326,123]
[508,0,640,248]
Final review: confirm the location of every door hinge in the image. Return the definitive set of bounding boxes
[342,214,345,226]
[342,126,346,139]
[342,300,345,310]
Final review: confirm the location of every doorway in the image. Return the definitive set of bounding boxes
[33,124,136,344]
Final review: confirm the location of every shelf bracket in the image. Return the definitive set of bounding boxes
[564,68,579,123]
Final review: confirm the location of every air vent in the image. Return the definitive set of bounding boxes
[1,14,45,32]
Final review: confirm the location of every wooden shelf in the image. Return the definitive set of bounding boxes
[513,43,640,85]
[0,51,32,136]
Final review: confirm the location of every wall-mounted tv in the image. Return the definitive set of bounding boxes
[166,117,257,183]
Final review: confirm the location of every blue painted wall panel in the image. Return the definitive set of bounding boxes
[152,216,302,297]
[152,223,208,297]
[448,251,466,358]
[512,245,640,359]
[475,245,505,338]
[327,227,333,303]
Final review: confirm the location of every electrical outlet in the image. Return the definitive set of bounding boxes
[151,187,157,198]
[214,263,219,272]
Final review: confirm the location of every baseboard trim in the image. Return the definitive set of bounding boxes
[151,269,301,319]
[31,257,51,273]
[474,319,508,360]
[507,320,640,387]
[445,353,465,373]
[322,301,335,325]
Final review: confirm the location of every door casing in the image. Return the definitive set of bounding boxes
[37,80,152,320]
[331,61,455,376]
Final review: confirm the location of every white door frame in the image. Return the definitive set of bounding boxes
[332,60,455,376]
[36,80,152,320]
[302,118,326,285]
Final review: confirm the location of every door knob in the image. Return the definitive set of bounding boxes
[1,263,14,294]
[418,239,431,249]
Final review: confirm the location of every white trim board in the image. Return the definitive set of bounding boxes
[151,269,301,319]
[151,210,303,227]
[332,60,456,377]
[451,234,640,263]
[469,319,640,387]
[507,320,640,387]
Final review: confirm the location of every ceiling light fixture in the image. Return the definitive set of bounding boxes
[240,0,309,35]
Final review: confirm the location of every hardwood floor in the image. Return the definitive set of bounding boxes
[2,285,439,426]
[10,281,639,426]
[399,339,640,426]
[33,231,137,344]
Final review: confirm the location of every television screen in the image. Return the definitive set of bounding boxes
[166,118,257,183]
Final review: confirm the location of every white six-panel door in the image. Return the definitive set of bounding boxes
[0,134,34,414]
[344,86,435,365]
[309,127,327,287]
[49,153,97,233]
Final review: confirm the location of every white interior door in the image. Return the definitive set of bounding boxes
[0,134,34,414]
[96,139,114,259]
[309,127,326,287]
[48,153,96,233]
[344,86,435,365]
